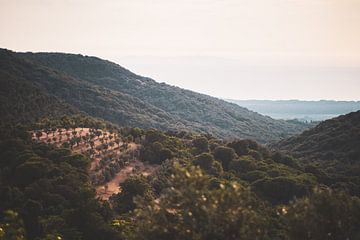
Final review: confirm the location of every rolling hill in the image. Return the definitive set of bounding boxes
[0,48,309,143]
[275,111,360,163]
[275,111,360,195]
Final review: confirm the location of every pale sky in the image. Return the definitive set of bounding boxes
[1,0,360,100]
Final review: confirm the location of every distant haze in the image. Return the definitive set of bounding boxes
[115,56,360,100]
[1,0,360,100]
[228,100,360,121]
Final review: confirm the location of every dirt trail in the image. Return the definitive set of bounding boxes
[96,160,157,200]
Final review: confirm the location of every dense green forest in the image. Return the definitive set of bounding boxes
[0,48,311,143]
[0,115,359,240]
[275,111,360,196]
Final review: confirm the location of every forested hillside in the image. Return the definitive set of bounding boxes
[0,51,77,125]
[0,115,359,239]
[0,48,309,143]
[275,111,360,196]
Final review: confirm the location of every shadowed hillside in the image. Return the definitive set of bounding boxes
[0,50,77,125]
[275,111,360,195]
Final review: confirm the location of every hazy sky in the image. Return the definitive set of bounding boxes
[1,0,360,100]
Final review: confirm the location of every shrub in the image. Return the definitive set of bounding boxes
[213,146,237,170]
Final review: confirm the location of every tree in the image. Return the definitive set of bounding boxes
[72,129,77,137]
[228,156,256,174]
[45,129,51,139]
[283,188,360,240]
[65,132,71,140]
[75,136,81,147]
[113,175,154,214]
[51,127,57,137]
[129,164,270,240]
[228,140,249,156]
[14,160,47,186]
[114,138,121,148]
[58,128,63,138]
[90,140,95,149]
[95,130,102,139]
[35,131,43,141]
[130,128,142,139]
[145,130,165,143]
[213,146,237,170]
[193,153,214,171]
[70,138,76,149]
[193,153,223,176]
[192,137,209,154]
[252,176,314,205]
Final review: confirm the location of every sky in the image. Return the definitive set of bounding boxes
[1,0,360,100]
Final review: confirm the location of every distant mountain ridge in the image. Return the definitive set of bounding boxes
[0,48,309,143]
[228,99,360,121]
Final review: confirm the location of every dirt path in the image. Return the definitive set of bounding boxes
[96,160,157,200]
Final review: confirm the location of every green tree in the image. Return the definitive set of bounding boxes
[129,164,270,240]
[192,137,209,154]
[113,175,154,214]
[283,188,360,240]
[213,146,237,170]
[193,153,223,176]
[252,176,314,205]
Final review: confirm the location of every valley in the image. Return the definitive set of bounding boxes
[0,50,359,240]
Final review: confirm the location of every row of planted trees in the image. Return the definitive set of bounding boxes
[32,126,144,187]
[31,120,150,191]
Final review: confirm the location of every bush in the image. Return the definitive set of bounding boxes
[193,153,214,171]
[283,188,360,240]
[113,175,154,214]
[228,156,257,174]
[252,176,313,205]
[213,146,237,170]
[193,153,223,176]
[192,137,209,154]
[130,164,270,240]
[14,160,48,186]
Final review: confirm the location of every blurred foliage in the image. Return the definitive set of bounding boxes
[283,188,360,240]
[128,163,270,240]
[0,210,25,240]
